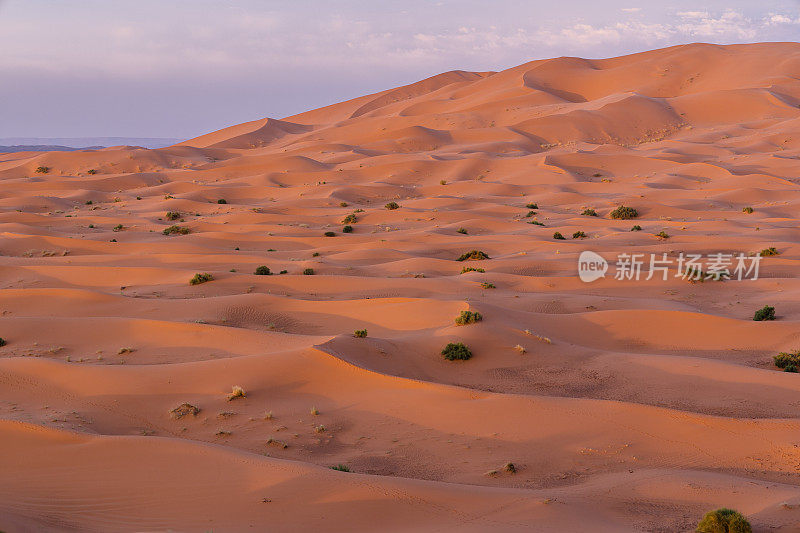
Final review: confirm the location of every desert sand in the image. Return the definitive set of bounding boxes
[1,42,800,532]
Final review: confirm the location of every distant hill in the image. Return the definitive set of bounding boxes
[0,137,182,150]
[0,145,105,153]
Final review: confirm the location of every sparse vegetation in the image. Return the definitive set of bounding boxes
[457,250,490,261]
[85,200,93,205]
[170,403,200,419]
[310,406,319,415]
[254,265,271,275]
[760,247,779,257]
[753,305,775,321]
[656,231,670,239]
[442,342,472,361]
[461,266,485,274]
[480,281,495,289]
[610,205,639,219]
[228,386,246,401]
[696,508,751,533]
[324,231,336,237]
[342,213,358,224]
[87,169,98,174]
[572,231,586,239]
[303,268,315,275]
[113,224,124,232]
[631,225,642,231]
[440,179,447,185]
[166,211,181,221]
[35,166,50,174]
[503,462,517,474]
[385,201,400,210]
[553,232,565,240]
[266,437,288,449]
[217,199,227,204]
[455,310,482,325]
[742,206,754,214]
[189,272,213,285]
[354,329,367,338]
[339,201,348,207]
[774,350,800,371]
[342,225,353,233]
[526,203,538,209]
[0,338,6,347]
[330,464,350,472]
[457,227,468,234]
[581,208,597,217]
[529,220,545,226]
[163,225,190,235]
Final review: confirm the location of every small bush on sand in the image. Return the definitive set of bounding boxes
[303,268,315,275]
[753,305,775,321]
[254,265,271,275]
[170,403,200,419]
[742,206,754,214]
[35,166,50,174]
[113,224,124,232]
[354,329,367,338]
[166,211,181,221]
[572,231,586,239]
[310,406,319,415]
[524,210,536,218]
[163,225,190,235]
[774,350,800,370]
[385,201,400,210]
[189,273,213,285]
[442,342,472,360]
[656,231,670,239]
[610,205,638,219]
[0,338,6,347]
[696,508,752,533]
[553,232,565,240]
[529,220,545,226]
[461,266,485,274]
[342,225,353,233]
[330,464,350,472]
[760,247,779,257]
[87,169,98,175]
[457,250,489,261]
[526,202,539,209]
[217,199,227,204]
[324,231,336,237]
[228,386,246,401]
[481,282,495,289]
[455,310,482,325]
[266,437,288,449]
[631,225,642,231]
[342,213,358,224]
[457,227,468,234]
[581,208,597,217]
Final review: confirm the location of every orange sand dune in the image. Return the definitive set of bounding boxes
[3,42,800,531]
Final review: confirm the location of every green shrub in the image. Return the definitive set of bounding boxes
[480,282,495,289]
[87,169,98,175]
[774,351,800,369]
[0,337,6,347]
[330,464,350,472]
[342,213,358,224]
[528,220,545,226]
[85,200,93,205]
[342,225,353,233]
[526,202,538,209]
[553,232,565,240]
[656,231,670,239]
[442,342,472,361]
[524,210,536,218]
[457,250,490,261]
[455,310,482,325]
[385,201,399,210]
[742,206,754,214]
[572,231,586,239]
[113,224,124,232]
[324,231,336,237]
[354,329,367,338]
[581,208,597,217]
[35,166,50,174]
[696,508,751,533]
[279,269,288,274]
[753,305,775,321]
[760,247,779,257]
[166,211,181,221]
[461,267,485,274]
[217,199,227,204]
[631,225,642,231]
[163,225,190,235]
[303,268,315,275]
[457,227,468,234]
[190,273,213,285]
[610,205,638,219]
[254,266,271,275]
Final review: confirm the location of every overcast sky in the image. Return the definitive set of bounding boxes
[1,0,799,140]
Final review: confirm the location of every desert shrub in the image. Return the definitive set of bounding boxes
[760,247,779,257]
[163,225,190,235]
[524,210,536,218]
[254,265,271,275]
[457,250,490,261]
[774,350,800,369]
[461,266,485,274]
[631,225,642,231]
[217,199,227,204]
[312,252,320,257]
[385,201,400,210]
[339,201,348,207]
[655,231,670,239]
[324,231,336,237]
[742,206,754,214]
[166,211,181,221]
[35,166,50,174]
[170,403,200,419]
[753,305,775,321]
[529,220,545,226]
[442,342,472,361]
[228,386,246,400]
[526,203,538,209]
[553,232,565,240]
[455,310,482,325]
[457,227,468,234]
[440,179,447,185]
[330,464,350,472]
[354,329,367,338]
[0,338,6,347]
[113,224,124,232]
[189,272,213,285]
[303,268,315,275]
[87,169,98,174]
[581,208,597,217]
[572,231,586,239]
[610,205,638,219]
[342,225,353,233]
[696,508,751,533]
[85,200,93,205]
[785,364,798,373]
[481,282,495,289]
[342,213,358,224]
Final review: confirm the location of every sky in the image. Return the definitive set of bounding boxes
[1,0,799,141]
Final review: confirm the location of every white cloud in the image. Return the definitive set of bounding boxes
[621,8,641,13]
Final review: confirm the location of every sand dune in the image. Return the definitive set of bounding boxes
[2,42,800,531]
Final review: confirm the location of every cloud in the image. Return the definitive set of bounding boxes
[621,8,641,13]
